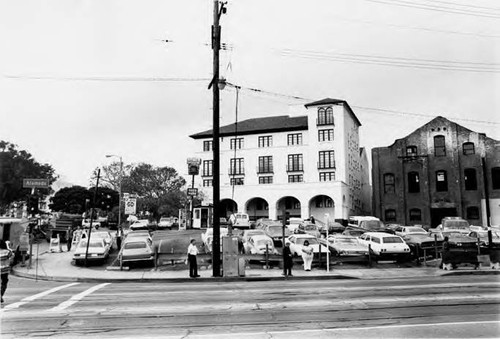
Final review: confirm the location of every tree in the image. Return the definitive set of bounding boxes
[0,141,58,214]
[90,161,133,191]
[49,186,90,214]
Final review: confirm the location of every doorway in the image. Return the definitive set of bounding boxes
[430,208,457,227]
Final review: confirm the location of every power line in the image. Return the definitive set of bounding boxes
[3,74,211,82]
[420,0,500,12]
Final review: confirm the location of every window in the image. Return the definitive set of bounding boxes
[287,133,302,146]
[258,136,272,148]
[385,209,396,222]
[318,150,335,169]
[492,167,500,190]
[229,158,244,175]
[288,174,303,183]
[202,160,213,176]
[434,135,446,157]
[230,138,244,150]
[230,178,244,185]
[406,146,417,156]
[259,176,273,184]
[408,172,420,193]
[384,173,395,193]
[466,206,479,219]
[319,172,335,182]
[436,170,448,192]
[317,107,334,125]
[284,199,301,210]
[318,129,334,142]
[203,140,212,152]
[315,196,333,208]
[258,156,273,174]
[464,168,477,190]
[463,142,475,155]
[203,179,213,187]
[287,154,303,172]
[409,209,422,221]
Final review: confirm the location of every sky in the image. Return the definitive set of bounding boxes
[0,0,499,189]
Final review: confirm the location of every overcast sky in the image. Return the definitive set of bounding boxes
[1,0,498,189]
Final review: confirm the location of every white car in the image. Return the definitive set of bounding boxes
[158,217,175,229]
[287,234,329,257]
[394,226,428,237]
[73,238,110,265]
[91,231,113,246]
[287,218,303,233]
[201,227,228,253]
[82,219,101,229]
[241,229,267,243]
[358,232,411,257]
[243,235,278,255]
[129,219,150,231]
[229,213,251,229]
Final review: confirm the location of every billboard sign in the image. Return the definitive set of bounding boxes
[23,179,50,189]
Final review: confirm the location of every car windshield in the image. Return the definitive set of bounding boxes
[304,225,317,231]
[267,226,282,235]
[296,238,318,245]
[383,237,404,244]
[444,221,469,229]
[79,241,103,248]
[406,227,427,233]
[124,242,146,249]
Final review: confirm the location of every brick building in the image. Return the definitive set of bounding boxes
[372,116,500,228]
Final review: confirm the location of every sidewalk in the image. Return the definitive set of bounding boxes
[12,241,499,283]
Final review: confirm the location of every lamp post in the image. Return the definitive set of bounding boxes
[106,155,123,228]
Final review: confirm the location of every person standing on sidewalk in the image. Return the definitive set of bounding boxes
[116,226,123,251]
[187,239,200,278]
[0,240,13,303]
[283,242,293,276]
[66,226,74,252]
[301,240,314,271]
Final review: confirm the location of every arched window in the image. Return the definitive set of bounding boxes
[317,107,334,125]
[436,170,448,192]
[409,209,422,221]
[464,168,477,190]
[463,142,475,155]
[408,172,420,193]
[434,135,446,157]
[467,206,479,219]
[384,173,395,193]
[385,209,396,222]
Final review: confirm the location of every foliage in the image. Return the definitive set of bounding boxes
[90,161,133,191]
[49,185,118,214]
[0,141,58,213]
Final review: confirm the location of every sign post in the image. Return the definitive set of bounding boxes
[124,198,137,215]
[186,158,201,229]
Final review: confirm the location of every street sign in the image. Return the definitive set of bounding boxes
[187,188,198,196]
[124,198,137,215]
[23,178,50,189]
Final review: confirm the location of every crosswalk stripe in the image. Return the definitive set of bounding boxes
[49,283,110,312]
[1,282,80,312]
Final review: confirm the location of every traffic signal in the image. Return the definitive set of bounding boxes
[27,196,39,215]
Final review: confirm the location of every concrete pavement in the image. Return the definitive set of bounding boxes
[12,240,499,283]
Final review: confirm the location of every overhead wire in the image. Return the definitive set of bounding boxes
[3,74,211,82]
[231,86,240,199]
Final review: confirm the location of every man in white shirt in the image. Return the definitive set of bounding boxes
[187,239,200,278]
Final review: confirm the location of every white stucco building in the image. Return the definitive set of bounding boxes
[189,98,371,224]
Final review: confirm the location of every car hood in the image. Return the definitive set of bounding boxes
[332,243,368,251]
[403,234,435,243]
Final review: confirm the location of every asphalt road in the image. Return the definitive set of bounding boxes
[1,275,499,338]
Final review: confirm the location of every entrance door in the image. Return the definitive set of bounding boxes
[201,208,208,228]
[430,208,457,228]
[2,223,11,241]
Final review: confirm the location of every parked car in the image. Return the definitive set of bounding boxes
[401,232,442,259]
[428,229,478,248]
[319,222,346,236]
[241,229,267,243]
[358,232,411,260]
[342,227,365,238]
[296,222,321,238]
[430,217,470,234]
[201,227,228,253]
[243,235,278,255]
[394,226,428,237]
[91,231,113,248]
[126,230,151,241]
[229,212,251,229]
[73,238,110,265]
[287,218,303,233]
[262,222,291,245]
[468,230,500,247]
[428,229,479,268]
[82,219,101,229]
[348,216,385,232]
[320,234,368,257]
[287,234,329,257]
[129,219,150,231]
[254,218,273,229]
[120,237,154,265]
[158,217,175,230]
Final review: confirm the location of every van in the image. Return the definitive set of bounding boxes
[348,216,385,232]
[229,212,251,229]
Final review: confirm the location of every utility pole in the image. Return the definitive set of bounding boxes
[211,0,225,277]
[85,169,100,267]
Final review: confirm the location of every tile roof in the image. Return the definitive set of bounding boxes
[190,115,308,139]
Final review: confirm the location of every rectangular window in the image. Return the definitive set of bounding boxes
[229,158,244,175]
[258,176,273,184]
[384,174,395,194]
[467,206,479,219]
[230,138,244,150]
[319,172,335,182]
[408,172,420,193]
[258,156,273,174]
[318,129,334,142]
[436,170,448,192]
[287,154,303,172]
[287,133,303,146]
[409,209,422,221]
[318,150,335,169]
[406,146,417,156]
[203,140,212,152]
[203,179,213,187]
[463,142,475,155]
[258,136,272,148]
[434,136,446,157]
[202,160,213,176]
[230,178,244,186]
[288,174,303,183]
[385,209,396,222]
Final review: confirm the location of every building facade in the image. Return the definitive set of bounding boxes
[372,116,500,228]
[189,98,371,224]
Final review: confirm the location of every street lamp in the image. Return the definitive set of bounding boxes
[106,154,123,228]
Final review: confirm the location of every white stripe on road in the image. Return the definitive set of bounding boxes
[49,283,110,312]
[1,283,79,312]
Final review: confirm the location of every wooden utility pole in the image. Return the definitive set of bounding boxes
[85,169,100,267]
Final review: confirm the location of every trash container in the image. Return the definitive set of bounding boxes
[238,257,246,277]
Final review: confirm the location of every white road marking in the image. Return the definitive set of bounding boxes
[49,283,110,312]
[1,282,79,312]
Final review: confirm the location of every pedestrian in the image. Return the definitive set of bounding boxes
[283,241,293,276]
[116,226,123,251]
[187,239,200,278]
[66,226,74,252]
[1,240,13,303]
[442,236,452,269]
[310,215,315,224]
[301,240,314,271]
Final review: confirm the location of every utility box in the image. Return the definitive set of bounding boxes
[238,257,246,277]
[222,236,239,277]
